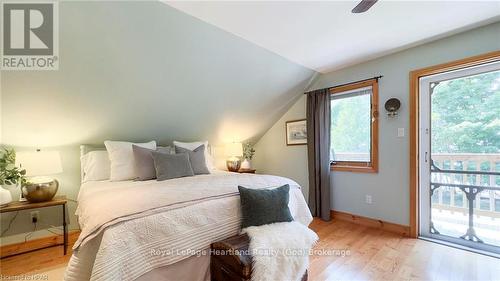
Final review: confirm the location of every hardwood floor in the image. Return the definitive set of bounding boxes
[0,241,73,278]
[308,219,500,281]
[1,218,499,280]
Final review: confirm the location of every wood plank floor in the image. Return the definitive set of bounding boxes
[0,241,73,278]
[1,218,499,280]
[308,219,500,281]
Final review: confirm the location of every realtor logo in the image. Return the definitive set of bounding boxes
[1,2,59,70]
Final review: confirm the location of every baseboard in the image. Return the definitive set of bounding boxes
[0,230,80,258]
[331,210,410,236]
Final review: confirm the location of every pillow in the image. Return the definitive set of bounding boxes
[151,152,194,181]
[173,141,215,171]
[158,146,174,154]
[238,185,293,228]
[175,145,210,175]
[104,140,156,181]
[81,150,110,182]
[132,145,172,181]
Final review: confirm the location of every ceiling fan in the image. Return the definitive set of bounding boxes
[352,0,379,13]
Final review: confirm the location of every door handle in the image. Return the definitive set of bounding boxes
[424,152,428,163]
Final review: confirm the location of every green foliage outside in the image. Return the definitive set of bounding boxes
[431,71,499,154]
[330,93,371,157]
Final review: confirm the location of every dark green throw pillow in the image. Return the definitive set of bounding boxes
[238,184,293,228]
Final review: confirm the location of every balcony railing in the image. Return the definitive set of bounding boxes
[430,153,500,246]
[330,152,500,246]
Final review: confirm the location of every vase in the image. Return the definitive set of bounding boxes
[0,185,13,206]
[241,159,252,169]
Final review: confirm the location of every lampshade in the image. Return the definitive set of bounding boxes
[225,142,243,157]
[16,151,63,177]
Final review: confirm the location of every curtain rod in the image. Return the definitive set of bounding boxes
[304,75,383,94]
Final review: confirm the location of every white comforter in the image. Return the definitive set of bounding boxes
[64,171,312,281]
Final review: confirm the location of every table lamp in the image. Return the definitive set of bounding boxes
[16,150,63,203]
[225,142,243,172]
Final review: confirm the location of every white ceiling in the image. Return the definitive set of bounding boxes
[165,1,500,73]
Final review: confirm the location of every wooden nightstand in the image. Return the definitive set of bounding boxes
[0,195,68,257]
[238,169,256,174]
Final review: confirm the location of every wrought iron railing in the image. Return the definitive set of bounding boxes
[430,153,500,244]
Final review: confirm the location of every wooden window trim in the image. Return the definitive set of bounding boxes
[408,51,500,238]
[330,79,379,173]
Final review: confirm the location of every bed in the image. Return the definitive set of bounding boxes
[64,145,313,281]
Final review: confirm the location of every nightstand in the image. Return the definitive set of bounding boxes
[238,169,256,174]
[0,195,68,257]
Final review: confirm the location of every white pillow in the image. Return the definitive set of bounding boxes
[105,140,156,181]
[173,140,215,171]
[81,150,110,182]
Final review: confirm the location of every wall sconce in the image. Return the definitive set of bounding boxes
[384,98,401,117]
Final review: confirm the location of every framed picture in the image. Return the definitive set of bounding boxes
[286,119,307,146]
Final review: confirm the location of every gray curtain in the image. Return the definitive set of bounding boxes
[306,89,331,221]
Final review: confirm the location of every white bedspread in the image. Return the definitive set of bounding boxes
[64,172,312,281]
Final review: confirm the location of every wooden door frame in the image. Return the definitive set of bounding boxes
[409,50,500,238]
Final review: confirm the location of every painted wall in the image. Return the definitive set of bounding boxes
[253,95,309,200]
[254,21,500,225]
[0,1,315,244]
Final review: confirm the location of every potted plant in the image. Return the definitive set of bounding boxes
[0,147,27,206]
[241,143,255,169]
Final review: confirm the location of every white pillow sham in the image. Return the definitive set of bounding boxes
[173,140,215,171]
[105,140,156,181]
[81,150,110,182]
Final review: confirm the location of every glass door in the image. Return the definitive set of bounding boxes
[419,61,500,255]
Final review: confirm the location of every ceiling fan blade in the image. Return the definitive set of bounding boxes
[352,0,378,13]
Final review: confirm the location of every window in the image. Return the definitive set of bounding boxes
[330,79,378,172]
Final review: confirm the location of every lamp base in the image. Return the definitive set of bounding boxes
[226,159,241,172]
[22,179,58,203]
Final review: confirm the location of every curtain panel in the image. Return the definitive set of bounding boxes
[306,89,331,221]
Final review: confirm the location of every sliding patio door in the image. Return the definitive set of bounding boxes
[419,60,500,255]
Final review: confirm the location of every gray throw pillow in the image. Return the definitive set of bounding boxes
[238,185,293,228]
[151,151,194,181]
[132,145,172,181]
[175,145,210,175]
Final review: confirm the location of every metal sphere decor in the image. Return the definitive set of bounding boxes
[384,98,401,117]
[22,179,59,203]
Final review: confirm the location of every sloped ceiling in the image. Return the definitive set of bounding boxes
[1,1,316,149]
[166,1,500,73]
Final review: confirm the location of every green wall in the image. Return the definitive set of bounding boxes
[0,1,315,244]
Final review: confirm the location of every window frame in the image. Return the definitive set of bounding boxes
[329,79,379,173]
